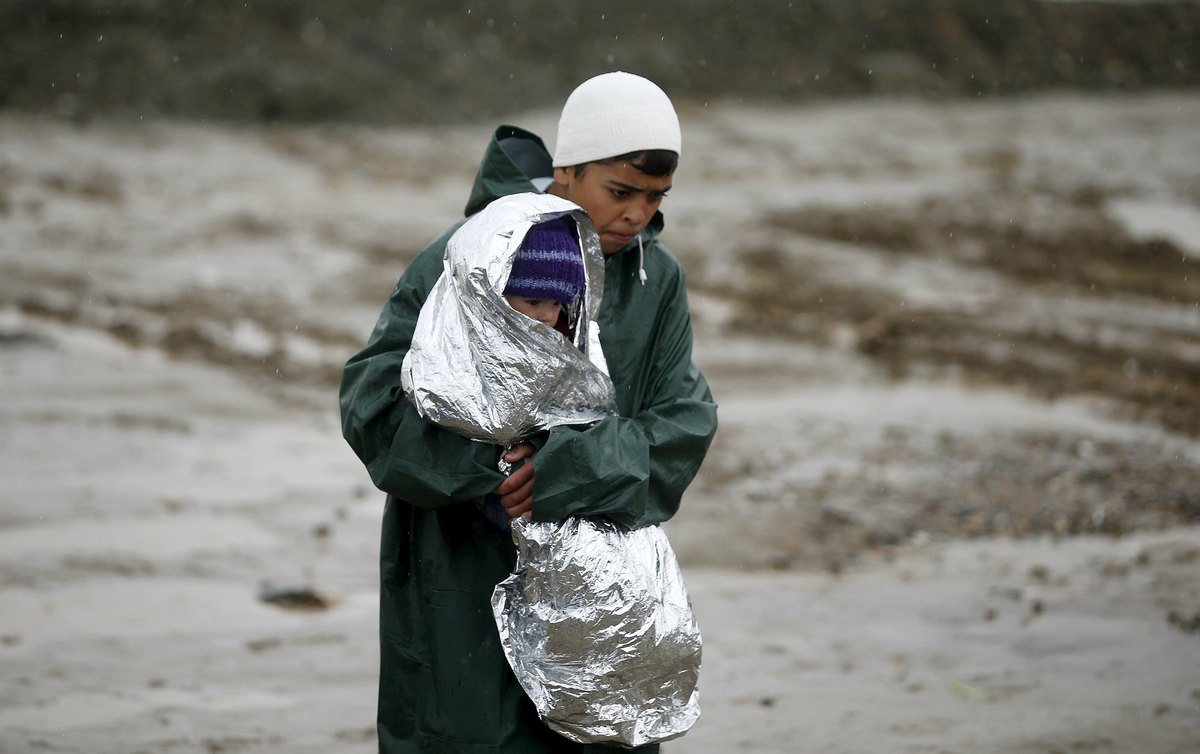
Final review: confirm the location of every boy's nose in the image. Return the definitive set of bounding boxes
[623,202,649,227]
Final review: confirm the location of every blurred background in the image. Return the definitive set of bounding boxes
[2,2,1199,753]
[3,0,1199,123]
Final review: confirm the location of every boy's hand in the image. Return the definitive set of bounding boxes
[496,442,536,519]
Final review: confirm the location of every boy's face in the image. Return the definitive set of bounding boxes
[552,161,673,256]
[504,294,563,329]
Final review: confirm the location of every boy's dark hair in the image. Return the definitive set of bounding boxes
[574,149,678,178]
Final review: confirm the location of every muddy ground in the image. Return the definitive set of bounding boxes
[1,93,1199,752]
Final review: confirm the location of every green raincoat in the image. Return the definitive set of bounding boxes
[340,125,718,753]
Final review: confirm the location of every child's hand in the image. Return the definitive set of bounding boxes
[496,442,536,519]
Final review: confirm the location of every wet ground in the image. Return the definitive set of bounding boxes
[1,94,1199,752]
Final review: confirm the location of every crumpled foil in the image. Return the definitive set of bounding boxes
[492,517,702,747]
[401,192,616,445]
[401,192,701,745]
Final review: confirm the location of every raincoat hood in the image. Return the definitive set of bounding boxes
[401,192,617,445]
[464,126,666,252]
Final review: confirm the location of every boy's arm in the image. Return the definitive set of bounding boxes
[530,271,718,529]
[339,229,505,508]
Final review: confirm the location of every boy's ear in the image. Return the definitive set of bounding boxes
[553,166,574,185]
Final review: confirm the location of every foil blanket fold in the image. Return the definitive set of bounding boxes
[400,193,615,446]
[492,517,702,747]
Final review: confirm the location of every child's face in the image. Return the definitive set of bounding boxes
[504,295,562,329]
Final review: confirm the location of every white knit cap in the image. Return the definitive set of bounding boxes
[552,72,681,168]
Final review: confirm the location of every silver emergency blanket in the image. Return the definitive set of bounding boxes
[401,193,616,444]
[399,192,702,746]
[493,517,702,747]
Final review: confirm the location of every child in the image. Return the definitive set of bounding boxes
[401,193,614,533]
[483,213,589,529]
[400,190,616,467]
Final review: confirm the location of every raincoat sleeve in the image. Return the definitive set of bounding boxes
[532,264,717,529]
[339,227,505,508]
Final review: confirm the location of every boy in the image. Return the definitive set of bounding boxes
[340,71,717,753]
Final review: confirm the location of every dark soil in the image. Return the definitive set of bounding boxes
[696,196,1200,437]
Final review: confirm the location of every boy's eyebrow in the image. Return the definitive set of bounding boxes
[608,179,672,195]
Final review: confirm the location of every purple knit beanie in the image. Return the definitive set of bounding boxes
[504,217,585,305]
